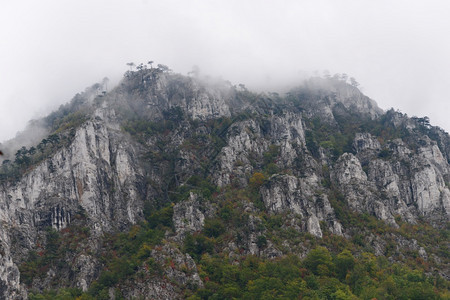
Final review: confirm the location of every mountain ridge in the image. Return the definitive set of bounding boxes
[0,66,448,299]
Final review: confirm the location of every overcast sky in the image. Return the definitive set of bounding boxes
[1,0,450,142]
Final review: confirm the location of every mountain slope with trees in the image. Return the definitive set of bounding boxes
[0,64,448,299]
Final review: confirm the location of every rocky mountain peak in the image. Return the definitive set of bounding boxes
[0,66,448,299]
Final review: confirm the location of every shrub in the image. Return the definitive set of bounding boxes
[146,205,173,229]
[303,246,334,276]
[378,148,392,159]
[249,172,266,188]
[183,233,214,261]
[256,235,268,249]
[335,249,355,280]
[203,219,225,238]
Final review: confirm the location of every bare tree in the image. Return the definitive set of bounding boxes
[238,83,247,91]
[126,62,135,71]
[341,73,348,82]
[157,64,171,72]
[332,73,341,81]
[350,77,360,87]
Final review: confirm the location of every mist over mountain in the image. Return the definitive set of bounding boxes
[2,1,450,144]
[0,65,448,299]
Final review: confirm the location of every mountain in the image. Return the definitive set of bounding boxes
[0,66,448,299]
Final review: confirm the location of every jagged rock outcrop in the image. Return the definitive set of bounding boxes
[335,132,450,226]
[261,174,343,237]
[214,119,269,187]
[116,72,244,121]
[290,77,383,123]
[0,230,26,299]
[172,193,214,242]
[2,114,145,232]
[353,132,381,153]
[0,108,148,296]
[0,68,448,298]
[332,152,397,225]
[214,110,309,187]
[121,244,203,300]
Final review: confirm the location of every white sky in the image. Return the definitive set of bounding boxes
[1,0,450,142]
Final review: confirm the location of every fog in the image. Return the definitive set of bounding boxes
[1,0,450,142]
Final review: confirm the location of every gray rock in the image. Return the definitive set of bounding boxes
[261,174,342,237]
[0,70,448,297]
[172,193,213,242]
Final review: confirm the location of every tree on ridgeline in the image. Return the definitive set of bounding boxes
[350,77,360,87]
[126,62,135,71]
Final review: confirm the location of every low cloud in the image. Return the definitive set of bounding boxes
[1,0,450,141]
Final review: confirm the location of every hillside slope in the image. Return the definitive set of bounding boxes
[0,66,448,299]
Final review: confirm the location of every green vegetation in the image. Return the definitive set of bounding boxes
[378,147,393,159]
[81,205,173,299]
[21,170,450,300]
[249,172,266,188]
[9,75,450,299]
[188,247,446,299]
[20,222,91,288]
[51,111,89,134]
[0,102,91,183]
[262,145,280,175]
[302,107,428,161]
[29,288,83,300]
[0,133,72,182]
[304,116,355,160]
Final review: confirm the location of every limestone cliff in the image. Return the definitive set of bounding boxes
[0,67,448,299]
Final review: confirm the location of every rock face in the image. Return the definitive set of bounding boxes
[0,69,449,298]
[0,230,26,299]
[0,108,147,297]
[332,152,396,224]
[122,245,203,300]
[333,131,450,225]
[261,174,342,237]
[2,114,145,231]
[214,110,308,187]
[116,72,244,122]
[290,77,383,123]
[172,193,214,242]
[214,119,268,187]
